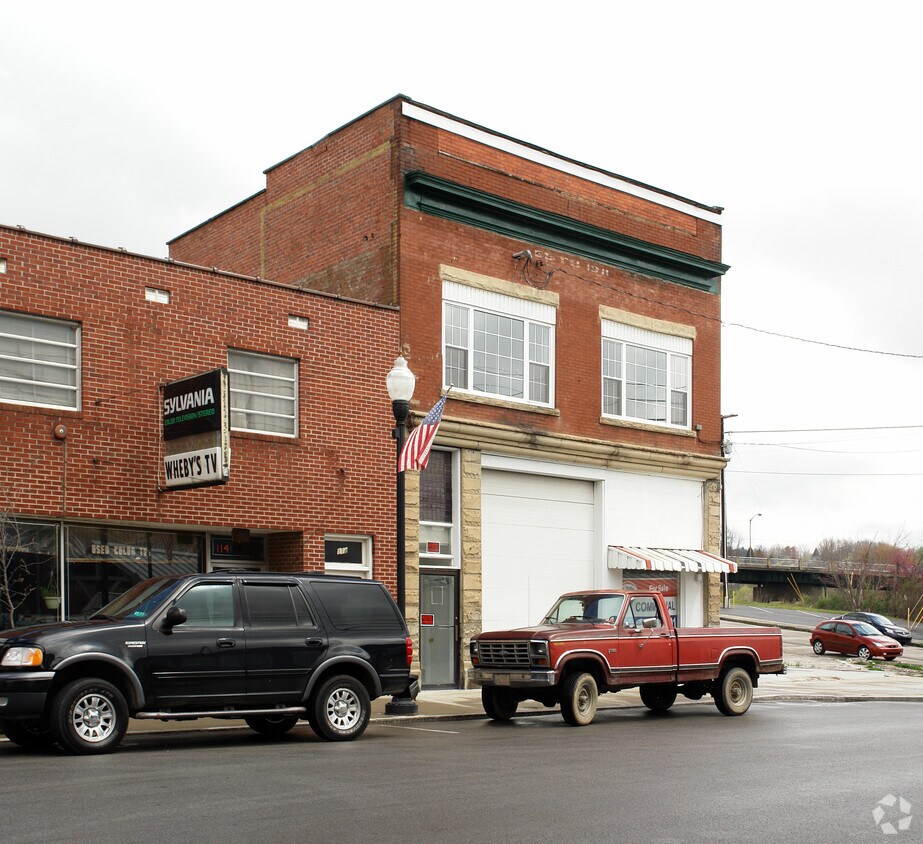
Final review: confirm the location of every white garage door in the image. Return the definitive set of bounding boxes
[481,470,596,631]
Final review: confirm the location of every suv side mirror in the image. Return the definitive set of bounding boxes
[162,605,187,630]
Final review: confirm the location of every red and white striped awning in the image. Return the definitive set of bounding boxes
[608,546,738,574]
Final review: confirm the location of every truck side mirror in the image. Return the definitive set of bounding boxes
[162,605,187,630]
[642,617,659,629]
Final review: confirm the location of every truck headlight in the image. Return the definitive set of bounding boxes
[1,646,44,667]
[469,641,480,666]
[530,640,549,667]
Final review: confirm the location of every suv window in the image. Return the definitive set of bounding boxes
[311,581,403,631]
[244,583,315,627]
[176,583,235,627]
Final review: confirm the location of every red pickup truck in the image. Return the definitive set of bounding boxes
[468,590,784,725]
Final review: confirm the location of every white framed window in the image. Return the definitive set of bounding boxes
[227,349,298,436]
[419,449,459,568]
[0,310,80,410]
[324,535,372,578]
[602,320,691,429]
[443,281,555,407]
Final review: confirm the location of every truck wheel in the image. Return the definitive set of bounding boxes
[640,683,678,713]
[560,672,598,726]
[812,640,825,655]
[245,714,300,737]
[714,667,753,717]
[482,687,519,721]
[309,675,370,741]
[50,677,128,754]
[0,718,56,750]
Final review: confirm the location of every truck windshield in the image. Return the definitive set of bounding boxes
[91,577,178,621]
[543,594,625,624]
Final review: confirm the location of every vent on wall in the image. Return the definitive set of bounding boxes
[288,315,309,330]
[145,287,170,304]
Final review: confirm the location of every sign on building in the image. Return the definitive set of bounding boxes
[162,368,230,490]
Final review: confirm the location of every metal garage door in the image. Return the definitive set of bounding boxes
[481,470,596,632]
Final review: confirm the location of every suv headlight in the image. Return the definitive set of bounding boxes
[1,646,44,667]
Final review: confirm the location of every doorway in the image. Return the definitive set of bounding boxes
[419,571,458,688]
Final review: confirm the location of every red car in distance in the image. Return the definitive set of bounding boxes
[811,619,903,661]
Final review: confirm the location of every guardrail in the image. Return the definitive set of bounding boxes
[734,556,897,575]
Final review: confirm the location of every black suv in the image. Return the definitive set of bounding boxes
[0,571,418,754]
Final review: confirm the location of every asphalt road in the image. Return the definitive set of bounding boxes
[3,701,920,843]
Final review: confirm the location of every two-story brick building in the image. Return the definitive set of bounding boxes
[168,96,733,688]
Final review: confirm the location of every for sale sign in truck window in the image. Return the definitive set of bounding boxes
[622,572,678,626]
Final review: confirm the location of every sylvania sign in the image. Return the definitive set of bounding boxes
[162,368,230,489]
[163,369,224,440]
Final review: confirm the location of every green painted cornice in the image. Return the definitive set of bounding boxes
[404,171,729,293]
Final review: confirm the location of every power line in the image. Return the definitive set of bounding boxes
[727,425,923,434]
[549,264,923,359]
[727,470,923,477]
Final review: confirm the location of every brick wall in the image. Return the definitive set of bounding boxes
[170,101,403,306]
[0,226,400,585]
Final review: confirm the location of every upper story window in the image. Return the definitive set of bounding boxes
[227,349,297,436]
[0,310,80,410]
[602,318,691,429]
[443,280,555,407]
[419,449,458,568]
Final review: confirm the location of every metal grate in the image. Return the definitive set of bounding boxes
[477,640,531,667]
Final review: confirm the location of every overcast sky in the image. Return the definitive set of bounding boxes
[3,2,921,553]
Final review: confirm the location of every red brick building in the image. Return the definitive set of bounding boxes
[0,225,399,630]
[169,97,732,688]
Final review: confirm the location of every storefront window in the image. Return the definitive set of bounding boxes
[0,520,58,631]
[66,526,203,619]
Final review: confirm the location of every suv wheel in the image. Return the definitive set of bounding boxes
[245,714,301,738]
[0,717,56,750]
[309,675,370,741]
[50,677,128,754]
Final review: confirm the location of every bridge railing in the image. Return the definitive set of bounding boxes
[733,556,897,575]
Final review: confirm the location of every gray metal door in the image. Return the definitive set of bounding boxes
[420,572,457,688]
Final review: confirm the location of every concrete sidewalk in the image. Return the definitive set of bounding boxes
[126,663,923,735]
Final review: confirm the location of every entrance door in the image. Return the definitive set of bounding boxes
[420,572,457,688]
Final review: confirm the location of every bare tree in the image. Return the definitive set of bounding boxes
[0,500,34,630]
[825,540,897,610]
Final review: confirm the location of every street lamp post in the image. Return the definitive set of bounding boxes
[385,355,418,715]
[749,512,762,556]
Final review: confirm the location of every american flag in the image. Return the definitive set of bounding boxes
[397,393,449,473]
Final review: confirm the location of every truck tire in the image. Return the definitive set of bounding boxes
[482,687,519,721]
[245,714,300,737]
[0,718,56,750]
[309,675,370,741]
[714,667,753,717]
[50,677,129,754]
[640,683,678,713]
[560,672,598,726]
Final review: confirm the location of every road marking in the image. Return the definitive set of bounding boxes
[378,724,461,734]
